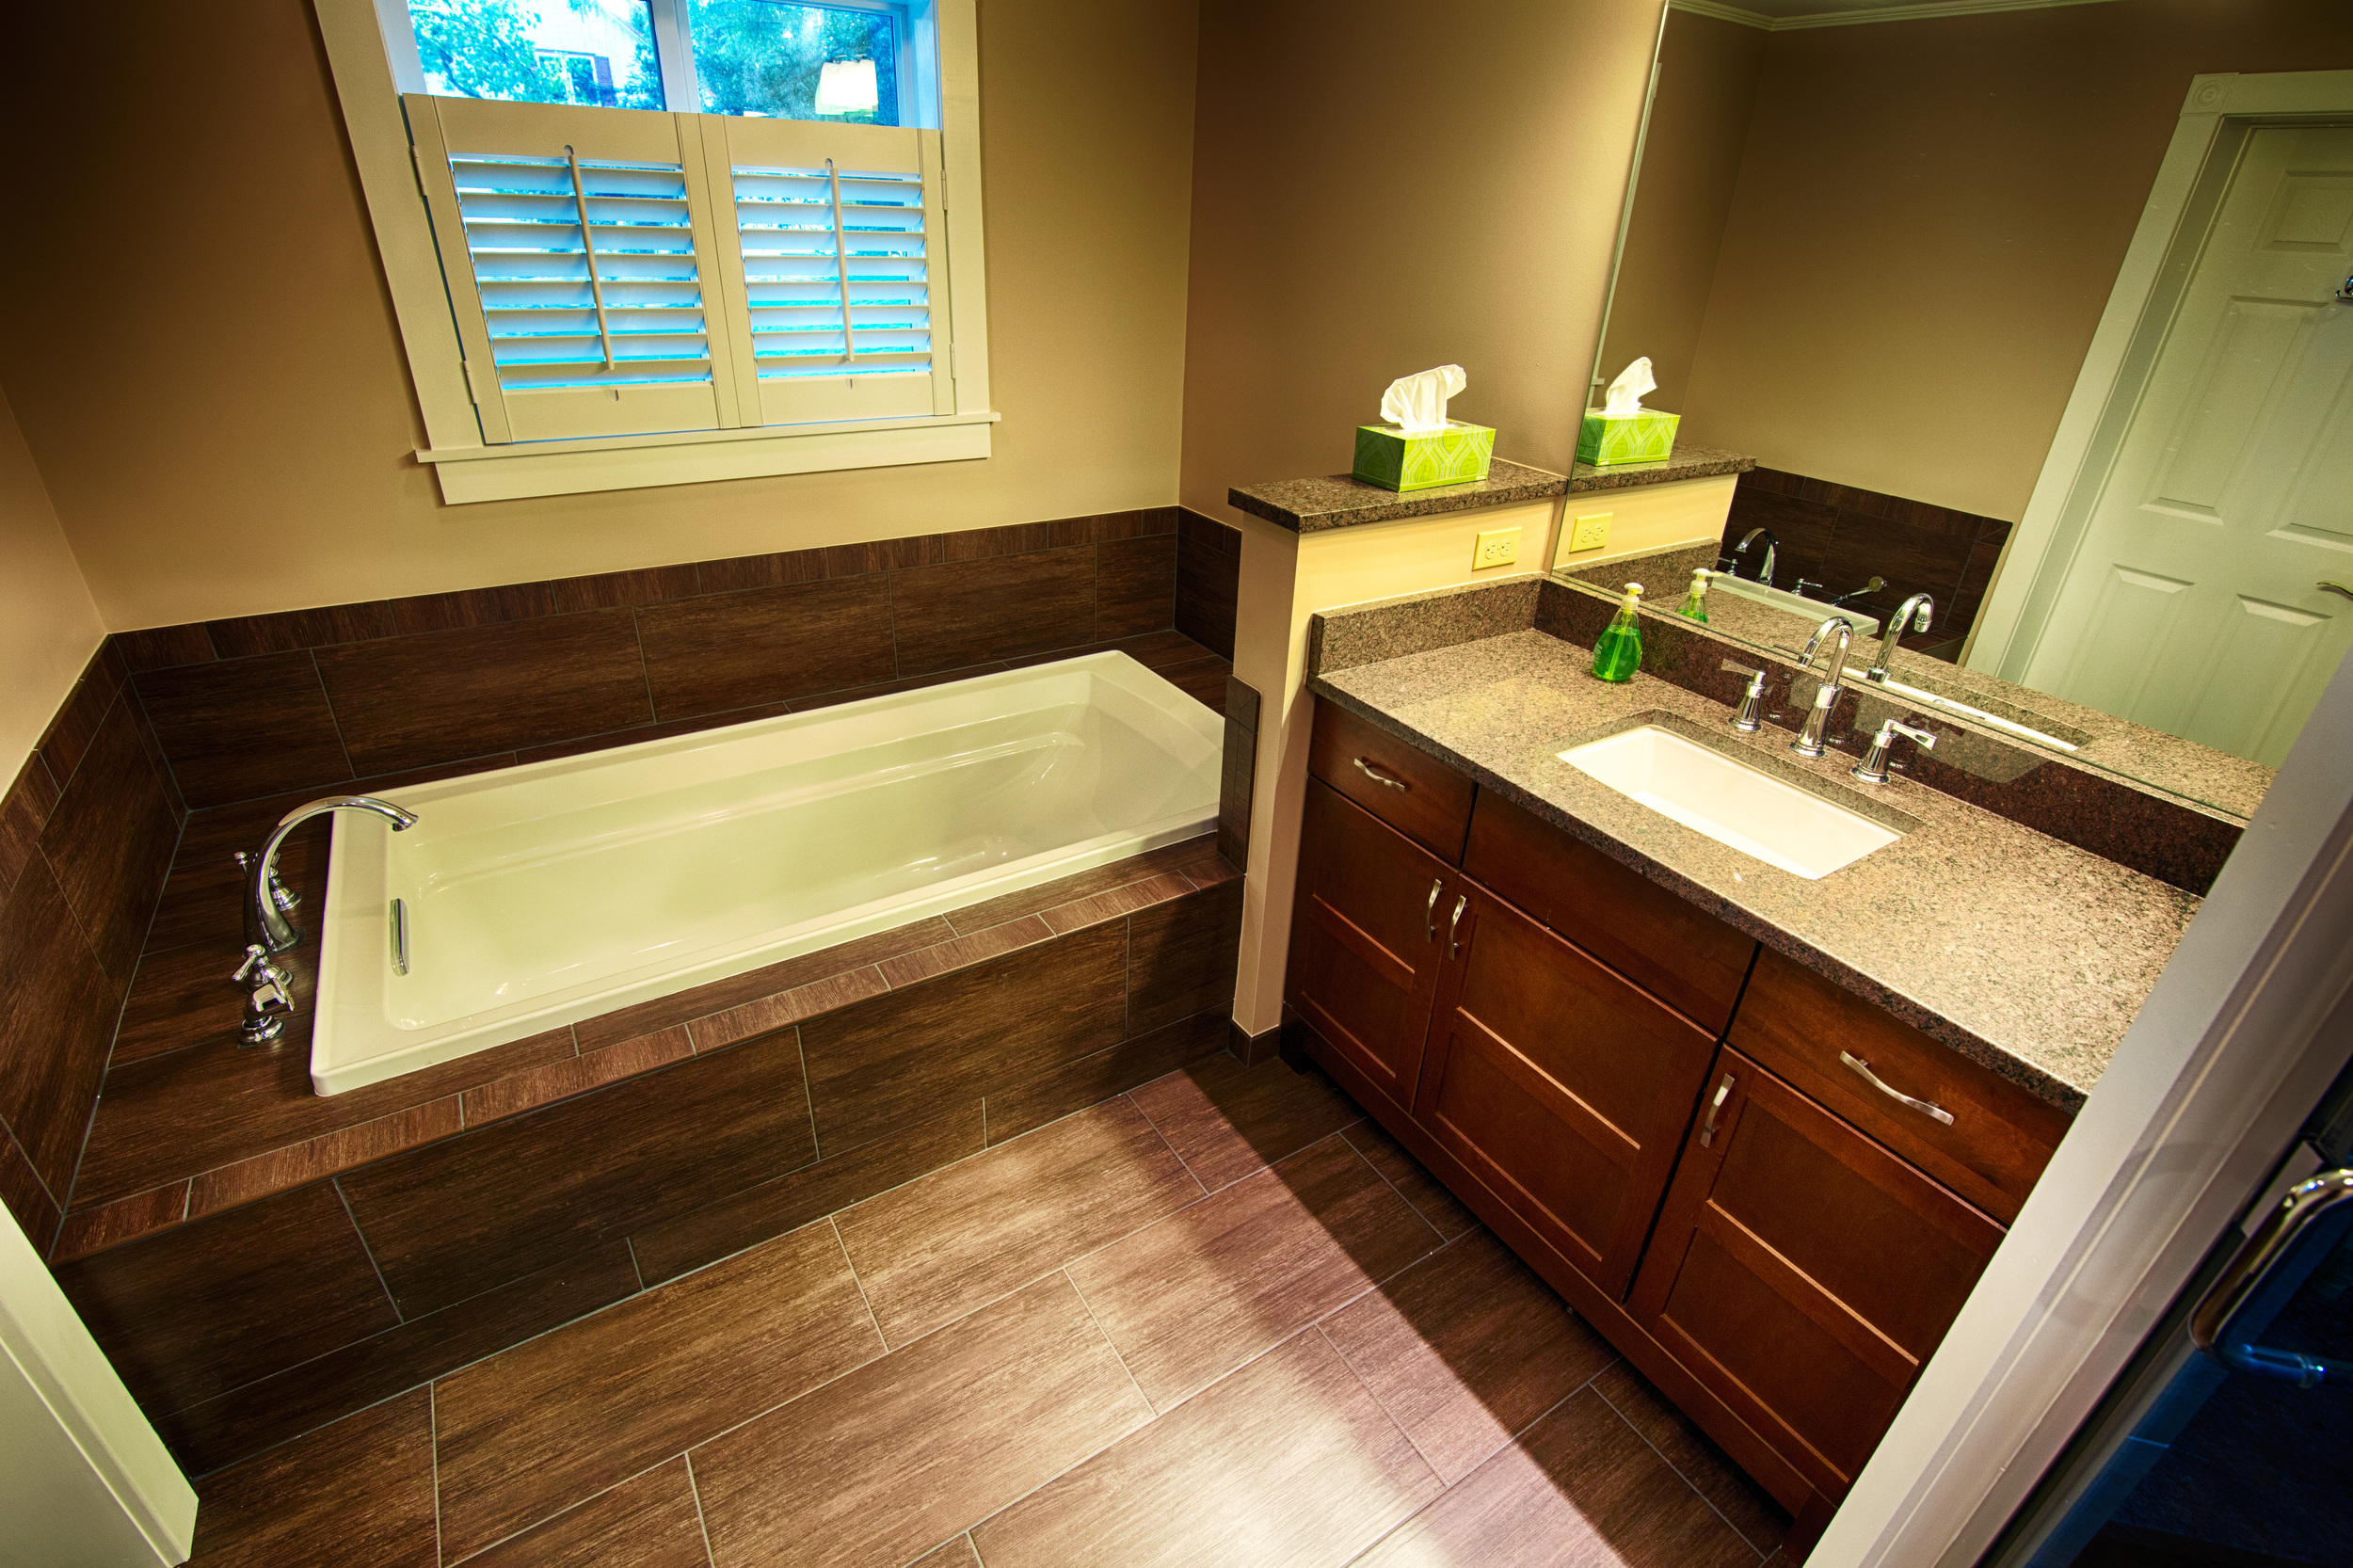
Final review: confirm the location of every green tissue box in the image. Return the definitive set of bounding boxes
[1577,408,1679,466]
[1353,421,1497,492]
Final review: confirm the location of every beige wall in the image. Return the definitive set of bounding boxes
[1176,0,1668,519]
[0,391,104,780]
[0,0,1200,631]
[1595,8,1766,415]
[1677,0,2353,521]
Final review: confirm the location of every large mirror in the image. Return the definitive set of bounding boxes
[1559,0,2353,817]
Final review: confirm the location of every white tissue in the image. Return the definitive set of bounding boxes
[1601,357,1657,418]
[1381,364,1467,434]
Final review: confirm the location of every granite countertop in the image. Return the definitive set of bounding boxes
[1568,443,1755,493]
[1229,459,1568,533]
[1310,630,2201,1111]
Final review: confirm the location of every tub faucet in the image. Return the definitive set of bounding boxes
[240,795,420,955]
[1735,527,1778,588]
[1792,616,1855,759]
[1866,593,1935,683]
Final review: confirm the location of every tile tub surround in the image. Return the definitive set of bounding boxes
[1228,458,1570,534]
[174,1052,1789,1568]
[54,816,1242,1476]
[1176,506,1241,659]
[1307,589,2213,1109]
[116,507,1240,809]
[0,639,184,1256]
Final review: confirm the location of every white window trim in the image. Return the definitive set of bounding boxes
[312,0,995,504]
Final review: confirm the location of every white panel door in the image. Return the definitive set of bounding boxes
[2025,126,2353,765]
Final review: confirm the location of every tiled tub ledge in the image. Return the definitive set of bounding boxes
[56,835,1241,1266]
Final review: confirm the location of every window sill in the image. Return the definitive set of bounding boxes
[414,410,1001,504]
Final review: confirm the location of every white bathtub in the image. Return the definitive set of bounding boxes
[310,652,1224,1095]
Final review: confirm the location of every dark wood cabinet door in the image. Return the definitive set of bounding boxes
[1411,885,1719,1300]
[1628,1050,2006,1500]
[1285,778,1455,1110]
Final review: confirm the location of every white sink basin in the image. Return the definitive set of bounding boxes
[1558,725,1899,879]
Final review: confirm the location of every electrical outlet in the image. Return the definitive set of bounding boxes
[1569,512,1611,552]
[1473,527,1521,569]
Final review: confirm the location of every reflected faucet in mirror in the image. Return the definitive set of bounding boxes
[234,795,420,1045]
[1731,527,1777,588]
[1867,594,1934,684]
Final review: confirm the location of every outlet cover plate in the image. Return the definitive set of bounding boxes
[1569,512,1611,552]
[1474,527,1521,569]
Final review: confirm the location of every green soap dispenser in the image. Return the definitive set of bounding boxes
[1591,582,1643,682]
[1676,568,1710,624]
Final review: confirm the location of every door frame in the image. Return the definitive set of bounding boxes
[1812,617,2353,1563]
[1966,69,2353,680]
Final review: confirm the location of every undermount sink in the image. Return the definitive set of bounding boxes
[1559,724,1901,879]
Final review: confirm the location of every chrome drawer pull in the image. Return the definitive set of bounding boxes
[1353,757,1410,791]
[1700,1074,1735,1146]
[1840,1051,1954,1126]
[1424,878,1443,942]
[1447,894,1468,958]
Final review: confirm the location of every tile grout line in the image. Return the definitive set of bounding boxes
[683,1451,719,1568]
[1312,1320,1445,1486]
[830,1214,890,1350]
[333,1175,405,1324]
[1336,1123,1457,1250]
[443,1451,696,1565]
[1062,1265,1157,1416]
[624,1237,647,1292]
[1119,1090,1210,1202]
[794,1025,822,1161]
[1589,1377,1774,1560]
[429,1382,446,1568]
[627,606,661,727]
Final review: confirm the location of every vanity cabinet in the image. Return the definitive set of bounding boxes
[1284,696,2071,1546]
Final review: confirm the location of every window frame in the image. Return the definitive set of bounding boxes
[314,0,995,504]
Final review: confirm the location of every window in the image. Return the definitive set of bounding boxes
[315,0,993,503]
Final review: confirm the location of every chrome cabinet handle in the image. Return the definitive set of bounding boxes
[1424,879,1442,942]
[2192,1166,2353,1384]
[1840,1051,1955,1126]
[1700,1074,1735,1146]
[1447,894,1468,959]
[1353,757,1410,791]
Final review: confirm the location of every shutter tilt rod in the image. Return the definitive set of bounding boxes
[825,158,857,363]
[563,145,616,369]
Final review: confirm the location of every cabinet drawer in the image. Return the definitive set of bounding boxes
[1728,948,2071,1224]
[1464,791,1758,1035]
[1309,698,1474,862]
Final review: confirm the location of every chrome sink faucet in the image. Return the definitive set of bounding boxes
[1735,527,1779,588]
[234,795,419,1045]
[1791,615,1855,759]
[1866,593,1934,683]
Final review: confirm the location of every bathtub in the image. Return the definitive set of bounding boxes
[309,652,1224,1095]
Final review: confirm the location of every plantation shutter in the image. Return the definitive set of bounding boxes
[698,116,953,426]
[406,95,743,443]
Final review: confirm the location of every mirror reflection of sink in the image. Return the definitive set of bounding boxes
[1707,571,1882,637]
[1866,672,2093,751]
[1558,723,1902,879]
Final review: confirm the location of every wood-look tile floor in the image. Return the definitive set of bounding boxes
[181,1053,1793,1568]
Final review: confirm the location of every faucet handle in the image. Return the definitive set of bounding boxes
[1852,717,1939,783]
[1720,660,1769,734]
[1882,718,1938,750]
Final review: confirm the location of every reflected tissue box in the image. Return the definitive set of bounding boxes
[1577,408,1679,465]
[1352,421,1497,492]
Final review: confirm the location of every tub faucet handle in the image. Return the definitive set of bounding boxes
[233,943,296,1046]
[235,851,299,916]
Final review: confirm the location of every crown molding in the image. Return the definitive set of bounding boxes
[1667,0,2121,33]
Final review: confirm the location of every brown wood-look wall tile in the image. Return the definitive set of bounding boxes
[187,1097,465,1220]
[462,1457,712,1568]
[185,1387,439,1567]
[631,1101,983,1287]
[460,1028,692,1127]
[120,682,187,826]
[1126,880,1242,1035]
[35,664,120,791]
[0,1126,60,1256]
[636,575,897,720]
[550,563,700,614]
[52,1181,190,1264]
[339,1032,816,1317]
[205,602,397,662]
[113,936,311,1067]
[827,535,944,576]
[1046,507,1177,547]
[386,579,560,636]
[1218,678,1260,867]
[316,609,654,776]
[691,967,888,1051]
[434,1220,882,1560]
[970,1327,1437,1568]
[0,754,59,897]
[943,522,1050,561]
[509,702,794,765]
[56,1180,398,1417]
[37,696,181,985]
[1175,533,1241,662]
[981,1011,1228,1145]
[0,858,125,1200]
[836,1097,1204,1347]
[1094,536,1177,641]
[136,652,354,808]
[889,546,1097,676]
[158,1243,640,1478]
[1159,654,1233,715]
[691,1272,1150,1568]
[799,921,1128,1155]
[1039,873,1193,936]
[696,548,827,594]
[874,917,1051,988]
[115,623,216,674]
[943,834,1216,936]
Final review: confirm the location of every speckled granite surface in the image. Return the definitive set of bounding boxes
[1229,458,1567,533]
[1568,443,1755,492]
[1308,627,2205,1111]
